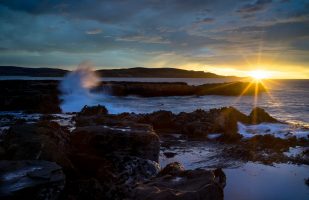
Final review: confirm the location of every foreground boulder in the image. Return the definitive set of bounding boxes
[133,162,225,200]
[71,123,160,162]
[0,160,65,199]
[1,121,73,170]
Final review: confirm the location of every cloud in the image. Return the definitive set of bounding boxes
[194,17,215,25]
[0,0,308,75]
[117,35,170,44]
[237,0,272,13]
[86,29,102,35]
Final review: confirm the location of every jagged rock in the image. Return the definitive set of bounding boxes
[133,167,225,200]
[213,107,249,136]
[71,123,160,162]
[1,121,73,170]
[249,107,279,124]
[78,105,108,116]
[144,110,176,130]
[73,106,279,141]
[0,160,65,199]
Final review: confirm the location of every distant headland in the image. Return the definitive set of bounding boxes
[0,66,237,78]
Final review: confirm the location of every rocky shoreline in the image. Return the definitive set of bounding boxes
[0,105,308,199]
[0,80,266,113]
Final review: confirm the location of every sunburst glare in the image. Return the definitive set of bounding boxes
[248,70,271,80]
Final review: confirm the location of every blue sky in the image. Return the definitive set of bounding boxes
[0,0,308,78]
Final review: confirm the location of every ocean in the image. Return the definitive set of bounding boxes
[92,78,309,126]
[0,77,308,125]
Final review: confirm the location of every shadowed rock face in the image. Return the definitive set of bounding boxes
[71,123,160,162]
[0,160,65,200]
[0,80,61,113]
[133,162,225,200]
[1,121,73,170]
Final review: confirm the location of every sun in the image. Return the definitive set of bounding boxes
[248,70,270,80]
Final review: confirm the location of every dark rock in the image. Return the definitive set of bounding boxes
[78,105,108,116]
[305,178,309,187]
[245,134,297,152]
[213,107,249,136]
[133,168,225,200]
[0,160,65,199]
[159,162,185,176]
[64,178,106,200]
[146,111,175,130]
[1,121,73,170]
[213,168,226,188]
[0,80,61,113]
[68,154,160,200]
[182,121,212,138]
[76,106,281,141]
[100,81,266,97]
[71,123,160,162]
[249,107,278,124]
[163,152,177,158]
[0,80,266,113]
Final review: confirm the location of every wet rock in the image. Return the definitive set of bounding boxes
[0,160,65,199]
[249,107,278,124]
[245,134,297,152]
[73,106,280,142]
[68,154,160,200]
[213,107,249,136]
[105,156,160,198]
[182,121,212,138]
[305,178,309,187]
[159,162,185,176]
[213,168,226,188]
[71,123,160,162]
[133,167,225,200]
[1,121,73,170]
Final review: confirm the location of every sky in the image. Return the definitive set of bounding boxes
[0,0,308,78]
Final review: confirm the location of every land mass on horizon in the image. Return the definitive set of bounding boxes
[0,66,237,78]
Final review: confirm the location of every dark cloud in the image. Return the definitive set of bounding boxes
[197,17,215,24]
[237,0,272,13]
[0,0,308,71]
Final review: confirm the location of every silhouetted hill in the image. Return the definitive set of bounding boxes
[0,66,68,77]
[0,66,233,78]
[97,67,228,78]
